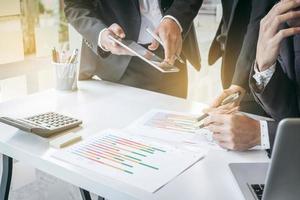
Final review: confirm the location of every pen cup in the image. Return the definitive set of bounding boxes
[53,62,78,91]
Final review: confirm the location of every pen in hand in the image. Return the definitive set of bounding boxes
[196,92,241,129]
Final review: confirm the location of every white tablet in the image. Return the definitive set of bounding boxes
[108,35,180,73]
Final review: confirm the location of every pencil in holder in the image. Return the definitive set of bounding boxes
[53,62,78,91]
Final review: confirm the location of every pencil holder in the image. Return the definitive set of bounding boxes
[53,62,78,91]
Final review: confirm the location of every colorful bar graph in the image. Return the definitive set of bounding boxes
[144,112,199,134]
[68,134,164,174]
[72,151,134,174]
[107,135,166,153]
[53,129,206,193]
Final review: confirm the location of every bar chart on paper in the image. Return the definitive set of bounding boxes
[128,109,207,135]
[144,111,199,133]
[126,109,221,150]
[71,134,164,174]
[53,129,204,193]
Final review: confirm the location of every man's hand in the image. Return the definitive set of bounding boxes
[148,18,182,65]
[204,85,245,113]
[204,113,261,151]
[99,23,131,55]
[256,0,300,71]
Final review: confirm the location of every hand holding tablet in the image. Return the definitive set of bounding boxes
[108,34,180,73]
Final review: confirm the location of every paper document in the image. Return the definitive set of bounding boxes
[52,129,204,193]
[127,109,222,150]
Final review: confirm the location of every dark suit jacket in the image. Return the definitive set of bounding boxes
[64,0,202,81]
[250,29,300,150]
[209,0,277,89]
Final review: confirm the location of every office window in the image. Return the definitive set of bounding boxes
[0,0,66,101]
[0,0,68,64]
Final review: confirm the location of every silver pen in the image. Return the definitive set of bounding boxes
[146,28,185,64]
[195,92,241,128]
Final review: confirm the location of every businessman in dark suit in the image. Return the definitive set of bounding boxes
[250,0,300,149]
[208,0,277,114]
[64,0,202,98]
[203,0,300,152]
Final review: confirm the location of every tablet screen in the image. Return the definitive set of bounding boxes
[109,35,180,73]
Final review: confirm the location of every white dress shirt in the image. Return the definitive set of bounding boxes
[253,62,276,89]
[138,0,183,44]
[98,0,183,50]
[259,120,270,149]
[138,0,163,44]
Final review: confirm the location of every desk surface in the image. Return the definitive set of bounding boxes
[0,80,269,200]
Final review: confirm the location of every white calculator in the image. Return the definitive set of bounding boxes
[0,112,82,138]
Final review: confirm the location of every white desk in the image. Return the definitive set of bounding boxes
[0,80,269,200]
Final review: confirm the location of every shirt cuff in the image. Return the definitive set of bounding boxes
[98,28,110,52]
[260,120,270,150]
[161,15,183,33]
[252,62,276,89]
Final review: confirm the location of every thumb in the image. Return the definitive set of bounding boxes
[109,23,126,38]
[148,39,160,51]
[210,96,225,108]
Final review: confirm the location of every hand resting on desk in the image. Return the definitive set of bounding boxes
[203,105,261,151]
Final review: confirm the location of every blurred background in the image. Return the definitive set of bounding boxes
[0,0,222,199]
[0,0,222,103]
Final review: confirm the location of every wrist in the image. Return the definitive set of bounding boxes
[230,85,245,93]
[256,59,274,72]
[161,15,183,33]
[253,120,261,146]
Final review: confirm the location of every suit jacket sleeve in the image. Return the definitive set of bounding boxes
[250,61,300,120]
[64,0,109,57]
[231,0,277,90]
[164,0,203,36]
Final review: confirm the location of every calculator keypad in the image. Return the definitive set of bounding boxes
[25,112,81,130]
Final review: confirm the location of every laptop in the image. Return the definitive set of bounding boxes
[229,119,300,200]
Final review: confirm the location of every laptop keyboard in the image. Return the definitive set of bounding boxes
[250,184,265,200]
